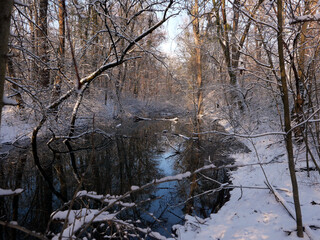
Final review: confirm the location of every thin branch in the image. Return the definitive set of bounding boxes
[0,221,48,240]
[192,130,286,138]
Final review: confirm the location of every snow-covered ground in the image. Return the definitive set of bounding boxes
[0,106,33,144]
[174,119,320,240]
[1,101,320,239]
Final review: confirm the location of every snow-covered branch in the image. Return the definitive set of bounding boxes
[0,188,24,197]
[13,0,29,7]
[192,130,286,138]
[290,14,320,24]
[2,95,17,106]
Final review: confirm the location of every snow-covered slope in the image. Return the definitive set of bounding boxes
[174,119,320,240]
[0,106,33,144]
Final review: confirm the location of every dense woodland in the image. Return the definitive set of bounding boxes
[1,0,320,239]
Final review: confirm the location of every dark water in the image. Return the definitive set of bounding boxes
[0,118,248,239]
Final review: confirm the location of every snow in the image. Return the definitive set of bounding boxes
[2,96,17,106]
[131,185,140,191]
[2,97,320,239]
[136,227,168,240]
[51,208,117,239]
[0,188,24,196]
[290,13,320,24]
[14,0,29,7]
[0,106,33,144]
[156,172,191,182]
[173,119,320,240]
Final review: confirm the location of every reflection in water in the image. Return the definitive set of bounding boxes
[0,119,248,239]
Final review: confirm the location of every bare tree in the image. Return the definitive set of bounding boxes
[213,0,263,111]
[52,0,66,101]
[0,0,14,130]
[277,1,303,235]
[37,0,50,88]
[191,0,203,117]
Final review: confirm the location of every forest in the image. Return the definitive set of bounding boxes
[0,0,320,239]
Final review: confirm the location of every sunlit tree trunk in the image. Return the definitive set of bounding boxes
[192,0,203,117]
[0,0,14,130]
[27,1,38,85]
[277,0,304,237]
[91,4,99,69]
[53,0,65,101]
[293,0,317,141]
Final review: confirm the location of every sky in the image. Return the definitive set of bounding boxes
[160,11,188,56]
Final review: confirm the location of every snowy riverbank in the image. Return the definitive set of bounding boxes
[0,106,33,144]
[1,101,320,240]
[173,119,320,240]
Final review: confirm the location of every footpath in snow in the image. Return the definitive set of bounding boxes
[174,119,320,240]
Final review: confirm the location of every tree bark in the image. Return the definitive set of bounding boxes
[37,0,50,87]
[214,0,263,110]
[53,0,66,101]
[277,0,304,237]
[0,0,14,130]
[192,0,203,117]
[7,54,23,107]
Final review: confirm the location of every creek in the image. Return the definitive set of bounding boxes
[0,118,248,239]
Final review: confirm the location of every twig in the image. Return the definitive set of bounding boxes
[192,130,286,138]
[31,117,67,202]
[238,185,243,201]
[0,221,48,240]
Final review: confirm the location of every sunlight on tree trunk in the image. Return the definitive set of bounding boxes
[192,0,203,117]
[53,0,66,102]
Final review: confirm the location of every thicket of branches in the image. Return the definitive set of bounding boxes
[172,0,320,237]
[1,0,320,239]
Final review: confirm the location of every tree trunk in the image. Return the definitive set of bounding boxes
[192,0,203,117]
[0,0,14,130]
[37,0,50,88]
[214,0,263,110]
[277,0,304,237]
[7,55,23,107]
[53,0,66,101]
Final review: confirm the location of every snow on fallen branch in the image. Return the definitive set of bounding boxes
[2,95,18,106]
[133,116,179,122]
[173,133,198,140]
[194,159,281,174]
[76,190,136,208]
[51,205,168,240]
[51,171,191,239]
[51,209,118,240]
[0,188,24,196]
[52,158,287,238]
[192,130,286,138]
[48,147,303,240]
